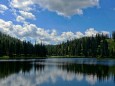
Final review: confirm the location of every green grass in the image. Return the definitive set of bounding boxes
[0,56,10,59]
[48,55,90,58]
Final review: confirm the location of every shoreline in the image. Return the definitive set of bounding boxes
[0,55,114,60]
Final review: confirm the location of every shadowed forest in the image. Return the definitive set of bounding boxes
[0,31,115,58]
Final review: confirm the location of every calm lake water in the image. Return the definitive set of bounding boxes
[0,58,115,86]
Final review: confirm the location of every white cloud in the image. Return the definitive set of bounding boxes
[0,19,13,34]
[9,0,100,26]
[61,31,75,41]
[85,28,98,37]
[0,19,110,44]
[51,29,57,36]
[0,4,8,13]
[19,11,35,20]
[10,0,36,23]
[16,16,25,22]
[76,32,84,38]
[10,0,34,11]
[33,0,99,17]
[10,0,99,17]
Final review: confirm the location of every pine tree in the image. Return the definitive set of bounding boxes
[112,31,115,41]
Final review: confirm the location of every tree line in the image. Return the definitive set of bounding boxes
[0,32,47,58]
[46,31,115,58]
[0,31,115,58]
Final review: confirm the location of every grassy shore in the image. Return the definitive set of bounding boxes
[48,55,115,59]
[48,55,86,58]
[0,55,46,59]
[0,55,114,59]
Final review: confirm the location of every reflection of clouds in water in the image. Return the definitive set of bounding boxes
[63,72,75,81]
[0,73,36,86]
[0,66,108,86]
[76,73,83,81]
[85,75,97,85]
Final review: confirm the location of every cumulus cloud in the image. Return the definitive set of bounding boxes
[76,32,84,38]
[16,16,25,22]
[10,0,99,17]
[33,0,99,17]
[19,11,35,20]
[61,32,75,41]
[85,28,98,37]
[0,19,110,44]
[0,19,14,36]
[10,0,36,23]
[0,4,8,13]
[16,11,36,23]
[10,0,34,11]
[8,0,100,26]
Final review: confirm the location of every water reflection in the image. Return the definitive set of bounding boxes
[0,58,115,86]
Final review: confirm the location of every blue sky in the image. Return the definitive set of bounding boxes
[0,0,115,44]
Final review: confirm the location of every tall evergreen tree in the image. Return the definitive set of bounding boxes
[0,31,47,58]
[112,31,115,41]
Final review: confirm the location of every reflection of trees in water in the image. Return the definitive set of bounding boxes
[34,62,45,72]
[0,60,115,84]
[0,61,32,78]
[109,66,115,83]
[58,63,115,82]
[0,61,45,79]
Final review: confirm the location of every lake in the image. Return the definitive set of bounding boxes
[0,58,115,86]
